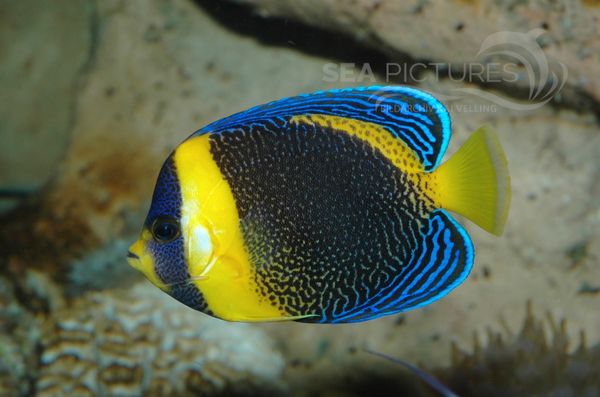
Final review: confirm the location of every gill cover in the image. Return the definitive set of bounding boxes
[173,135,288,321]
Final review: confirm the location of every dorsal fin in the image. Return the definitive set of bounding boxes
[195,86,452,171]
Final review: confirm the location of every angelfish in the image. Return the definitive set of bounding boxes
[127,86,510,323]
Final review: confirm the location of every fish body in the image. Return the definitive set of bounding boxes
[128,86,510,323]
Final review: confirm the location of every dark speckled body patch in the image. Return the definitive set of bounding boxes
[209,118,444,322]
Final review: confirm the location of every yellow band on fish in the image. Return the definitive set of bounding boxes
[173,134,286,321]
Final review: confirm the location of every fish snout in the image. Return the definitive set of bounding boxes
[126,240,145,270]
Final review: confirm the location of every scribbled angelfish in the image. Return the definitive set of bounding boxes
[128,86,510,323]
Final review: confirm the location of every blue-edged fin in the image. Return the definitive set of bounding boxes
[330,210,473,323]
[365,349,461,397]
[196,86,452,170]
[429,125,511,236]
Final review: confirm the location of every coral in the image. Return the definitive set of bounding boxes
[0,277,41,397]
[435,302,600,397]
[0,335,22,397]
[36,283,285,397]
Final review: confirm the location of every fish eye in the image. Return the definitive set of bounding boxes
[151,216,180,243]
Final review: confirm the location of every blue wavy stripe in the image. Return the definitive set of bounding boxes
[328,210,473,323]
[194,86,451,171]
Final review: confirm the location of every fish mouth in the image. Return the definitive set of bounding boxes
[127,251,140,260]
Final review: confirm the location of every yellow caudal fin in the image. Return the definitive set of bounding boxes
[430,125,511,235]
